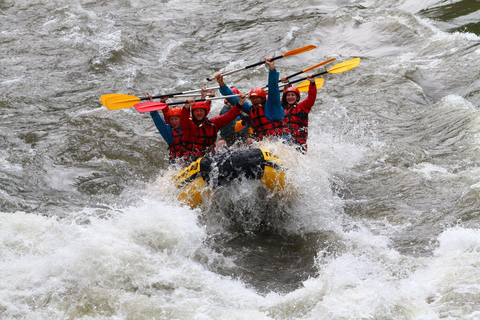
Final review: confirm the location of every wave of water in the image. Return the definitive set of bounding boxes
[3,206,480,318]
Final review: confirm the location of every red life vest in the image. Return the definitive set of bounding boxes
[284,104,309,150]
[169,127,184,159]
[182,119,218,159]
[249,104,287,141]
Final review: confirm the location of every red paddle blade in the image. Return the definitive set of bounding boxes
[134,102,169,113]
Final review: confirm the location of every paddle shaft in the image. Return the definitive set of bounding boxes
[206,44,316,81]
[279,78,323,93]
[206,55,284,81]
[283,58,360,86]
[262,71,322,90]
[160,94,241,106]
[143,86,221,101]
[283,70,310,81]
[288,70,328,86]
[282,58,337,81]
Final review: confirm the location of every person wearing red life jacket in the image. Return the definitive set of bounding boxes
[180,89,246,162]
[280,74,317,153]
[149,97,184,162]
[246,58,289,142]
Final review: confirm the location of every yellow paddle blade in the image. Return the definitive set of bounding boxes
[104,94,141,110]
[100,94,124,106]
[303,58,336,72]
[282,45,317,57]
[296,78,324,92]
[327,57,360,74]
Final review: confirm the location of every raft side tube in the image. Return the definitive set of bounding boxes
[172,148,289,208]
[173,157,203,189]
[260,149,288,192]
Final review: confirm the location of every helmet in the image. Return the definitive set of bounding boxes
[284,87,300,99]
[231,87,240,94]
[167,107,182,117]
[249,88,266,99]
[191,101,210,116]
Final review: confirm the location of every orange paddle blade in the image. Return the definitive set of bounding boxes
[282,45,317,57]
[303,58,337,72]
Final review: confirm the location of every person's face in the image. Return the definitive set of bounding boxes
[169,116,180,128]
[193,108,206,121]
[286,92,298,105]
[250,96,263,105]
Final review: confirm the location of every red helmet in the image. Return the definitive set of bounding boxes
[191,101,210,116]
[167,107,182,117]
[284,86,300,100]
[249,88,266,99]
[231,87,240,94]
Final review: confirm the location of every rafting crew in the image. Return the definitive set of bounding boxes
[149,58,318,163]
[180,88,246,162]
[280,74,317,153]
[149,97,185,163]
[215,58,290,145]
[101,50,364,169]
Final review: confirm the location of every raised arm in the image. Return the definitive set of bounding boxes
[215,72,252,113]
[159,96,171,125]
[264,58,284,120]
[296,75,317,113]
[210,91,246,129]
[150,111,173,145]
[180,99,195,140]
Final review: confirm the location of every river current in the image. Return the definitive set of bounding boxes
[1,0,480,319]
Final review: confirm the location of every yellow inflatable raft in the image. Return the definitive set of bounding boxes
[172,148,288,208]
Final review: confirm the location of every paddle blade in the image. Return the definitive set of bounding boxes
[134,101,168,113]
[296,78,324,92]
[282,45,317,57]
[327,57,360,74]
[303,58,336,72]
[104,94,141,110]
[100,94,124,106]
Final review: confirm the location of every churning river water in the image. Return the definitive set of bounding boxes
[1,0,480,319]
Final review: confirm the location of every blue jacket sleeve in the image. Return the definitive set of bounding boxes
[264,69,284,120]
[150,111,173,145]
[219,105,235,137]
[219,85,252,113]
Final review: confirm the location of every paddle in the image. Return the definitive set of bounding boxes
[134,94,242,113]
[294,78,325,92]
[287,58,360,86]
[132,101,169,112]
[206,44,317,81]
[100,94,120,106]
[281,58,336,81]
[278,78,325,93]
[262,58,352,91]
[102,86,221,110]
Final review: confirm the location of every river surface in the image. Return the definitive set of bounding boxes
[1,0,480,319]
